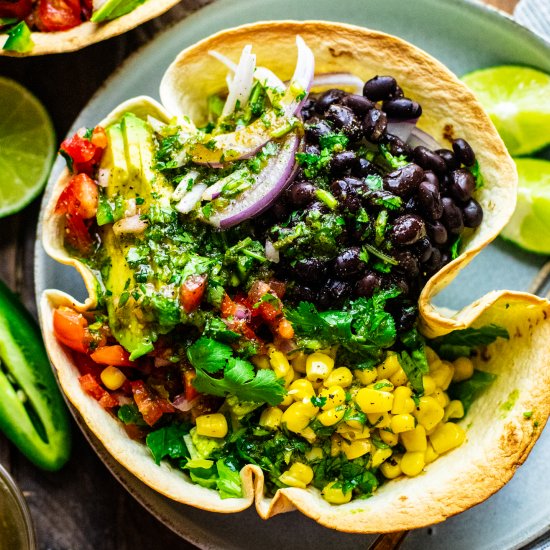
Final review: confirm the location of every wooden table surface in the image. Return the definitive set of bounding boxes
[0,0,519,548]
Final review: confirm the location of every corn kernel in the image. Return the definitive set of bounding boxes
[291,351,308,374]
[368,378,394,392]
[288,378,315,402]
[331,434,344,457]
[380,456,402,479]
[305,446,323,462]
[433,388,450,408]
[279,471,306,489]
[100,366,126,391]
[288,462,314,485]
[318,386,346,410]
[377,353,401,379]
[431,360,455,390]
[342,439,370,460]
[322,482,352,504]
[269,350,291,379]
[452,356,474,382]
[259,407,283,430]
[324,367,353,388]
[389,367,409,387]
[279,393,294,408]
[345,419,363,430]
[391,386,415,415]
[337,423,370,440]
[371,447,393,468]
[317,406,346,426]
[299,427,317,443]
[425,346,439,365]
[391,414,416,434]
[355,388,394,414]
[422,375,437,395]
[195,413,228,438]
[400,425,428,452]
[443,400,465,422]
[412,396,445,431]
[282,402,318,433]
[429,422,466,454]
[367,412,392,428]
[306,352,334,382]
[284,368,295,388]
[379,429,399,446]
[354,368,377,386]
[401,451,425,476]
[424,442,439,464]
[252,354,271,370]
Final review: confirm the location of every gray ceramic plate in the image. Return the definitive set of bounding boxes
[35,0,550,548]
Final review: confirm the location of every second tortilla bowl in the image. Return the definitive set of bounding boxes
[39,20,550,533]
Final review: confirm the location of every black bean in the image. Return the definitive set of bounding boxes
[393,277,410,296]
[413,237,434,263]
[413,146,447,175]
[271,200,290,221]
[325,104,361,139]
[355,271,383,298]
[383,163,424,198]
[393,250,420,277]
[392,85,405,99]
[315,88,346,113]
[334,247,366,279]
[417,180,443,220]
[452,138,476,167]
[353,158,373,177]
[462,198,483,228]
[436,148,459,171]
[450,169,475,202]
[319,279,352,307]
[363,76,397,101]
[289,182,317,206]
[341,94,374,116]
[391,214,427,245]
[291,285,318,303]
[330,150,357,175]
[383,133,412,158]
[305,118,333,144]
[425,247,442,272]
[423,170,440,189]
[394,304,417,332]
[304,143,320,156]
[382,98,422,119]
[300,99,317,120]
[362,108,387,142]
[441,197,464,235]
[404,196,418,213]
[426,221,448,245]
[306,200,330,214]
[294,258,328,281]
[440,251,451,267]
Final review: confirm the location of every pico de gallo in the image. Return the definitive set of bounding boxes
[51,40,507,502]
[1,0,149,53]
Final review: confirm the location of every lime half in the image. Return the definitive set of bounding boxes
[500,158,550,254]
[0,77,56,218]
[462,66,550,156]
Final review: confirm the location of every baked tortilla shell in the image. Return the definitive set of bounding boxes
[40,22,548,532]
[0,0,181,57]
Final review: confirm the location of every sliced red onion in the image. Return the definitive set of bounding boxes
[172,394,200,412]
[222,45,256,117]
[205,133,301,228]
[387,118,418,142]
[234,305,251,321]
[112,215,147,236]
[265,240,280,263]
[202,168,248,201]
[407,127,441,151]
[191,37,314,166]
[175,183,208,214]
[311,72,364,94]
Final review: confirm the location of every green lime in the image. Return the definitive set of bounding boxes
[500,158,550,254]
[0,77,56,218]
[462,65,550,156]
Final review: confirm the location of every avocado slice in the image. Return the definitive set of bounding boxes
[91,0,147,23]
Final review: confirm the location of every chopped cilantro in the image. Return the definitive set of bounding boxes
[146,424,190,465]
[449,370,497,414]
[311,396,328,408]
[470,159,484,189]
[379,143,409,169]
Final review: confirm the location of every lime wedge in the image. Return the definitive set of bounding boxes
[462,66,550,156]
[0,77,56,218]
[500,158,550,254]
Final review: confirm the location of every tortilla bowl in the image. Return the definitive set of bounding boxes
[0,0,182,57]
[39,21,550,532]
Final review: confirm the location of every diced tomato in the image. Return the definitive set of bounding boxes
[80,0,93,19]
[65,213,94,253]
[91,126,108,149]
[74,353,103,378]
[37,0,81,32]
[53,307,92,354]
[269,280,286,299]
[131,380,175,427]
[183,370,199,402]
[179,275,207,313]
[90,345,136,367]
[276,318,295,340]
[56,173,98,219]
[79,373,118,409]
[257,300,281,322]
[59,127,106,175]
[0,0,32,18]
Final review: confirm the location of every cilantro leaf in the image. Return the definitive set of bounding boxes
[429,325,509,361]
[216,458,243,499]
[146,424,190,465]
[379,143,409,168]
[187,337,233,374]
[192,355,286,405]
[202,317,240,343]
[449,370,496,414]
[399,350,429,394]
[469,159,484,189]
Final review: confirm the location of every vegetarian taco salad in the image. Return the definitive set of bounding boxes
[40,22,550,531]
